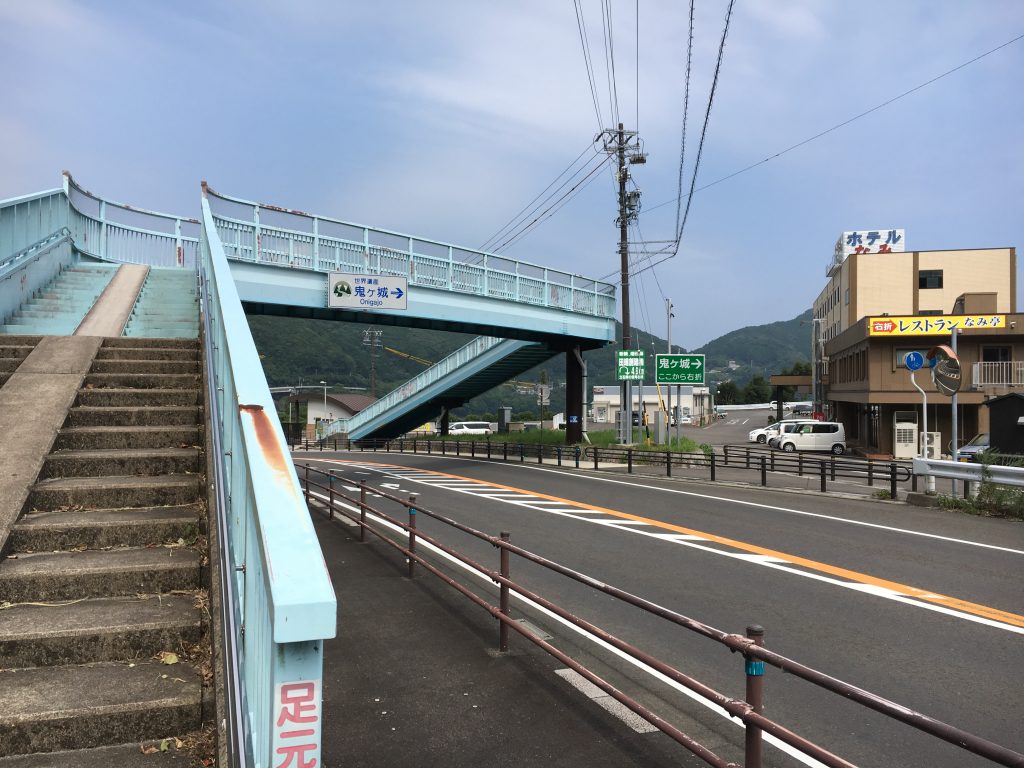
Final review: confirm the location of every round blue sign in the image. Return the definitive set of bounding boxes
[904,351,925,371]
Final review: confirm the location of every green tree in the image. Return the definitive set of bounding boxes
[715,380,740,404]
[743,376,771,404]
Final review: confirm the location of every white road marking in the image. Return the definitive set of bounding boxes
[313,459,1024,635]
[554,669,658,734]
[362,455,1024,556]
[305,483,828,767]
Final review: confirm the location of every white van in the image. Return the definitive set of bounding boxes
[449,421,493,436]
[776,422,846,454]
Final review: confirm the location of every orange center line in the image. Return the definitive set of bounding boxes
[330,459,1024,629]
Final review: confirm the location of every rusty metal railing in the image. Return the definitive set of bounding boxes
[297,462,1024,768]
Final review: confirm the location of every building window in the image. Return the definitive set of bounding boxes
[919,270,943,289]
[981,346,1011,363]
[918,309,942,316]
[844,287,849,305]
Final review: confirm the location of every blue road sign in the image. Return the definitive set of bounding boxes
[904,351,924,371]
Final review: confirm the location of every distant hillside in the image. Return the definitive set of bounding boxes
[246,310,813,419]
[696,309,814,374]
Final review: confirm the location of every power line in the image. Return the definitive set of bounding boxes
[676,0,736,245]
[635,0,640,133]
[492,154,613,253]
[646,30,1024,217]
[479,140,600,252]
[599,0,620,127]
[573,0,604,132]
[673,0,696,244]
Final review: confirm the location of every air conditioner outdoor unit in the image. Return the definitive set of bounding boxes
[919,431,942,459]
[893,410,918,460]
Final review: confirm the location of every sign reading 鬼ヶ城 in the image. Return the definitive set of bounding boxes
[869,315,1006,336]
[837,229,905,257]
[655,353,705,385]
[328,273,408,310]
[616,350,645,381]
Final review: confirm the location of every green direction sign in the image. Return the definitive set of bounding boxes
[655,353,705,385]
[616,350,645,381]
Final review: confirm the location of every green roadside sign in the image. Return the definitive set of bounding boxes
[616,350,645,381]
[655,353,705,385]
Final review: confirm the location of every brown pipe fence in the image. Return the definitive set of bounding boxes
[299,462,1024,768]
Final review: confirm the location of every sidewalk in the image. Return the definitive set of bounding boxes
[313,508,706,768]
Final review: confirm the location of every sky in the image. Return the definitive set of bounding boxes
[1,1,1022,350]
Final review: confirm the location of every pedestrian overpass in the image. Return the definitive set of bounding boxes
[0,172,617,764]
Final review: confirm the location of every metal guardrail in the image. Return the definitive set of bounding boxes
[65,173,200,268]
[201,194,336,768]
[296,437,913,497]
[204,183,617,318]
[913,457,1024,487]
[0,229,74,327]
[298,463,1024,768]
[0,174,199,270]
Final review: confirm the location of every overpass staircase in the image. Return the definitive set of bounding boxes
[342,336,561,441]
[0,291,214,762]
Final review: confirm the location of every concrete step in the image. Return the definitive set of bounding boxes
[41,447,203,478]
[55,426,202,451]
[0,373,10,387]
[90,360,199,375]
[75,388,201,408]
[0,660,201,757]
[0,345,35,359]
[94,347,197,362]
[1,322,80,335]
[66,406,202,428]
[0,547,202,602]
[0,740,205,768]
[8,504,202,552]
[26,474,204,511]
[0,593,202,668]
[0,358,21,372]
[101,338,198,350]
[83,373,200,390]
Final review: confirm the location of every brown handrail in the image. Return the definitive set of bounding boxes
[299,463,1024,768]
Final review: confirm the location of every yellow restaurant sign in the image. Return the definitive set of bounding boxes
[868,314,1006,336]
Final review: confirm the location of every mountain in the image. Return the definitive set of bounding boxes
[246,310,813,419]
[695,309,814,374]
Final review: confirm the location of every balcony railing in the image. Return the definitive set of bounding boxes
[972,361,1024,389]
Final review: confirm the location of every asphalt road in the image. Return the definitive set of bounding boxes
[300,450,1023,768]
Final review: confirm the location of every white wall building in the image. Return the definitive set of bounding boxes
[590,384,713,426]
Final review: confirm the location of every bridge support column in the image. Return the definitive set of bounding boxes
[565,346,583,444]
[440,407,451,436]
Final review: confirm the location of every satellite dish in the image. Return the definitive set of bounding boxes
[927,344,962,396]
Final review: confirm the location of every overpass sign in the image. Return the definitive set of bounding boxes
[655,353,705,385]
[329,273,408,310]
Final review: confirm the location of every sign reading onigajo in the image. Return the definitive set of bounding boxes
[869,315,1006,336]
[328,273,408,310]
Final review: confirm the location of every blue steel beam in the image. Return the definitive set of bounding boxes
[228,259,615,347]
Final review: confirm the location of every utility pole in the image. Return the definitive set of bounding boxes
[363,327,382,397]
[599,123,644,443]
[666,298,674,446]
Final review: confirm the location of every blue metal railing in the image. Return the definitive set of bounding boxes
[327,336,539,439]
[64,173,201,268]
[201,194,337,768]
[204,184,617,318]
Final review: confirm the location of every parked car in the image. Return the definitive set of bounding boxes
[955,432,990,462]
[751,419,804,444]
[449,421,493,435]
[767,420,811,449]
[790,402,813,415]
[776,421,846,454]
